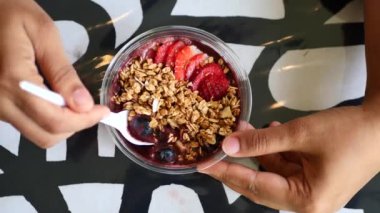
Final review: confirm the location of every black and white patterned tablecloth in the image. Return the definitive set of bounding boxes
[0,0,379,212]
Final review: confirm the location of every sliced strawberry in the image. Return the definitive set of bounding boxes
[132,41,157,59]
[158,37,190,46]
[198,73,230,101]
[188,68,202,82]
[154,41,173,64]
[165,40,186,67]
[156,36,176,44]
[179,37,192,45]
[145,48,156,60]
[174,45,201,80]
[185,53,208,80]
[191,63,224,90]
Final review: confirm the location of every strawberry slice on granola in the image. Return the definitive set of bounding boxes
[191,63,224,90]
[197,72,230,101]
[154,41,174,64]
[174,45,202,80]
[185,53,208,80]
[165,40,186,67]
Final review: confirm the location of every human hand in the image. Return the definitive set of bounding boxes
[0,0,109,148]
[200,106,380,213]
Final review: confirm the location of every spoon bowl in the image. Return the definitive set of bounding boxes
[100,110,154,146]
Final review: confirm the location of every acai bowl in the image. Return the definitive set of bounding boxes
[100,26,252,174]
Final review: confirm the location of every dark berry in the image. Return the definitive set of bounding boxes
[157,148,176,163]
[216,134,224,143]
[156,126,179,144]
[132,116,153,136]
[128,115,155,142]
[204,140,221,153]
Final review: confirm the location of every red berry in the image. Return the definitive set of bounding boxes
[179,37,192,45]
[165,40,186,67]
[185,53,208,80]
[188,68,201,82]
[198,73,230,101]
[154,41,173,64]
[145,48,156,60]
[174,45,201,80]
[156,37,176,44]
[132,41,157,59]
[130,37,186,61]
[191,63,224,90]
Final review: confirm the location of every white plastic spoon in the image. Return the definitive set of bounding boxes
[19,80,154,146]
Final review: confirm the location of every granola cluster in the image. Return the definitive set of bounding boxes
[112,58,240,162]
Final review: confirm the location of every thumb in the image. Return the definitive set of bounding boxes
[25,10,94,112]
[222,120,306,157]
[200,161,294,211]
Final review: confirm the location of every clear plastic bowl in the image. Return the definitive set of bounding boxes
[100,26,252,174]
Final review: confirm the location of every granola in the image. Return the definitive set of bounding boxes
[112,58,241,164]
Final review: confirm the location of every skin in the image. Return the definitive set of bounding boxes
[200,0,380,212]
[0,0,110,148]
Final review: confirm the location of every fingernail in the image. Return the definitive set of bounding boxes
[73,88,92,106]
[270,121,281,127]
[223,137,240,155]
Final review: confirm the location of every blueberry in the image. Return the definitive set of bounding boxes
[141,125,153,136]
[130,115,153,136]
[128,115,156,142]
[158,148,176,163]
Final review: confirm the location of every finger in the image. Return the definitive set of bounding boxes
[256,154,301,177]
[0,19,38,79]
[222,119,308,157]
[200,161,294,211]
[264,122,303,166]
[23,4,94,112]
[220,121,256,156]
[2,100,74,148]
[268,121,281,127]
[237,120,255,131]
[257,121,301,176]
[16,90,109,133]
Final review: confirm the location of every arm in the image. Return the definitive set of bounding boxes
[0,0,109,148]
[201,1,380,212]
[364,0,380,105]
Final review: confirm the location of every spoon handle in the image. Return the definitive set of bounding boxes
[20,80,154,146]
[20,80,109,123]
[19,81,66,107]
[20,80,113,126]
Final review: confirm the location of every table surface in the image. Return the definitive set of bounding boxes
[1,0,379,212]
